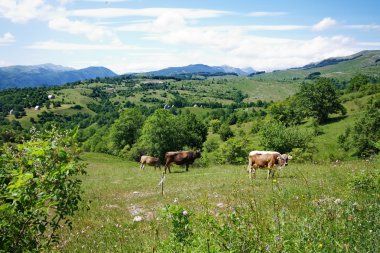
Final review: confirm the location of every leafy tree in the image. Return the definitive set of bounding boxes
[268,97,305,126]
[177,112,207,150]
[0,128,86,252]
[109,108,145,153]
[347,74,370,92]
[216,135,251,164]
[218,124,234,141]
[259,121,313,154]
[338,98,380,157]
[209,119,222,134]
[132,109,182,160]
[297,78,346,123]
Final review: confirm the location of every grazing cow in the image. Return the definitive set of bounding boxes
[140,155,161,170]
[164,151,201,173]
[247,151,292,179]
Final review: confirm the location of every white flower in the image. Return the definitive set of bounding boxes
[174,198,178,203]
[182,210,188,216]
[133,216,143,222]
[334,198,342,205]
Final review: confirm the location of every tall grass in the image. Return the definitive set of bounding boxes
[56,153,379,252]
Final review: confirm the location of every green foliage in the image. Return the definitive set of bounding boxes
[109,108,145,155]
[160,204,192,251]
[0,128,86,252]
[259,121,314,154]
[268,97,305,126]
[218,124,234,141]
[338,98,380,157]
[209,119,222,134]
[177,112,208,150]
[349,170,379,192]
[215,135,251,165]
[306,71,321,80]
[347,73,370,92]
[297,78,346,123]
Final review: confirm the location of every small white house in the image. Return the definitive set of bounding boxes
[193,104,198,107]
[35,105,40,110]
[47,94,55,99]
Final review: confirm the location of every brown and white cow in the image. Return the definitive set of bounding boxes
[140,155,161,170]
[164,151,201,173]
[247,151,292,179]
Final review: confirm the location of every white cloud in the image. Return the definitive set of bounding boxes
[69,7,231,19]
[248,11,287,17]
[0,32,15,45]
[0,0,54,23]
[358,41,380,46]
[312,17,337,31]
[27,40,155,51]
[345,24,380,31]
[48,17,118,42]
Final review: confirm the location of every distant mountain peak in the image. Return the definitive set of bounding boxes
[0,64,117,89]
[146,64,256,76]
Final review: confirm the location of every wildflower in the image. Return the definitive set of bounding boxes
[334,198,342,205]
[318,243,323,248]
[276,235,281,241]
[265,245,270,251]
[183,210,188,216]
[273,179,277,183]
[133,216,143,222]
[174,198,178,203]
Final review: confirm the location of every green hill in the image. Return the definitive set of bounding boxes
[253,50,380,81]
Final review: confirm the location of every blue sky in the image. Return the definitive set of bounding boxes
[1,0,380,74]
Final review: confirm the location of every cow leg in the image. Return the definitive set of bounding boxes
[186,164,189,171]
[140,163,145,170]
[267,170,271,179]
[164,164,171,174]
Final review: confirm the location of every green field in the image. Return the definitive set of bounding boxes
[57,153,379,252]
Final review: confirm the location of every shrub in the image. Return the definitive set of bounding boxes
[218,124,234,141]
[0,128,86,252]
[215,136,251,165]
[259,121,314,154]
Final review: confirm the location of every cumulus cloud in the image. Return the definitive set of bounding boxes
[0,32,15,45]
[312,17,337,31]
[0,0,54,23]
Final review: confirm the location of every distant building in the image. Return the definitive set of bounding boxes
[47,94,55,99]
[193,104,198,107]
[35,105,40,110]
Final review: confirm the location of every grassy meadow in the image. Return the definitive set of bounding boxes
[57,153,379,252]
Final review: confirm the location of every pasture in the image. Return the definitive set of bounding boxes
[58,153,379,252]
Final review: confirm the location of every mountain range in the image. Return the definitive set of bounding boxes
[1,50,380,89]
[146,64,256,76]
[0,64,117,89]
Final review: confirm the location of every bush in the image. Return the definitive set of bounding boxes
[0,128,86,252]
[215,136,251,165]
[218,124,234,141]
[259,121,314,154]
[338,97,380,157]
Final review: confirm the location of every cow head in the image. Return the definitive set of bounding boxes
[279,154,292,166]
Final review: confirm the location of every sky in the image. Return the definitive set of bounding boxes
[1,0,380,74]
